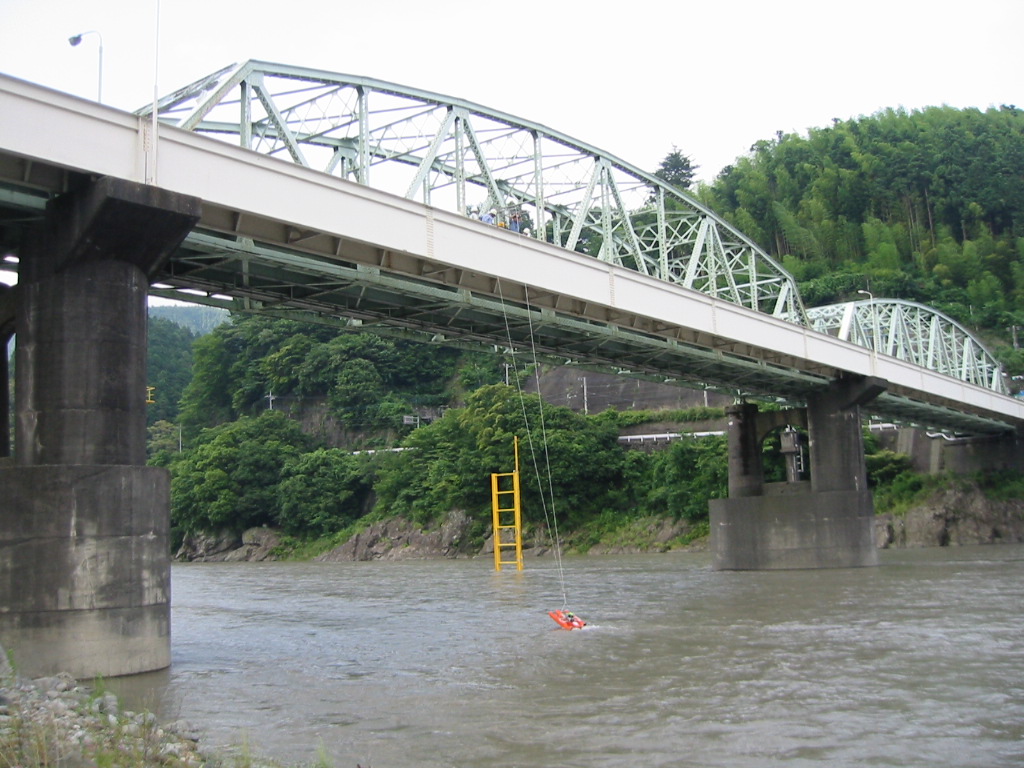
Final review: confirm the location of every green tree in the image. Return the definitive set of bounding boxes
[276,448,372,535]
[652,147,698,192]
[147,419,181,465]
[146,317,197,427]
[177,332,235,439]
[330,358,386,425]
[640,437,728,521]
[170,411,315,535]
[372,384,629,529]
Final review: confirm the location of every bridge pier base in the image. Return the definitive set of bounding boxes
[710,376,886,570]
[0,177,199,677]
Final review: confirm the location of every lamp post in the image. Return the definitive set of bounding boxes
[857,289,877,373]
[856,290,880,354]
[68,30,103,103]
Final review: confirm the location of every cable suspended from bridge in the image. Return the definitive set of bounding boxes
[495,276,573,611]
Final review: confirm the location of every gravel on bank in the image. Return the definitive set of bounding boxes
[0,670,209,768]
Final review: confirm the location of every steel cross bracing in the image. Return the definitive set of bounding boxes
[806,300,1007,395]
[139,61,805,322]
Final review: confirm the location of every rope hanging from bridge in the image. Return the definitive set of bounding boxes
[495,278,572,611]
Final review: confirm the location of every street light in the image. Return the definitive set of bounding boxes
[860,290,876,358]
[68,30,103,103]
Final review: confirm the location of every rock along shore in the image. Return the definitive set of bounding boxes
[175,482,1024,563]
[0,664,207,767]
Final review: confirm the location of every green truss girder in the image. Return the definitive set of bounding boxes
[807,300,1007,395]
[139,60,805,321]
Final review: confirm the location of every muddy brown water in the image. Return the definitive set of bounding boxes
[109,546,1024,767]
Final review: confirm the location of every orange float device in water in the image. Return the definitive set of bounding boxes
[549,609,586,630]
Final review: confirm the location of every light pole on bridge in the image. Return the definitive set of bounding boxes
[68,30,103,104]
[858,289,877,374]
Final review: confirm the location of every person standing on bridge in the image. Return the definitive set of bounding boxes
[482,208,496,225]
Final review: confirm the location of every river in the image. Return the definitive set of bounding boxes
[109,546,1024,767]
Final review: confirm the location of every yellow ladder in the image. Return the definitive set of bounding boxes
[491,436,523,571]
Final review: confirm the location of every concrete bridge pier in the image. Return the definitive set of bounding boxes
[710,376,886,570]
[0,177,199,677]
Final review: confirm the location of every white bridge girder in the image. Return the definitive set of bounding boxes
[0,71,1020,431]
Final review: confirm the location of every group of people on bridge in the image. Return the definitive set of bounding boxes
[468,205,528,235]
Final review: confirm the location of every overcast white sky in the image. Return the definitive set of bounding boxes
[1,0,1022,183]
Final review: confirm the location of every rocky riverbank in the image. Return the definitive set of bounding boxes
[0,665,206,768]
[875,482,1024,548]
[176,512,705,563]
[175,482,1024,563]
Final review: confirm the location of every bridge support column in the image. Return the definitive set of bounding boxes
[724,402,764,497]
[0,177,199,677]
[710,376,886,570]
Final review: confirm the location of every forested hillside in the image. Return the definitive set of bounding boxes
[170,314,505,443]
[696,104,1024,371]
[151,315,748,552]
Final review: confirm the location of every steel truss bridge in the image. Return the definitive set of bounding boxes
[0,62,1020,435]
[146,61,804,319]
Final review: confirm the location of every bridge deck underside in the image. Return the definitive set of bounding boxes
[161,229,824,400]
[153,228,1010,435]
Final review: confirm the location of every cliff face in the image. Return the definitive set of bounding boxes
[875,484,1024,549]
[175,526,282,562]
[315,511,476,562]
